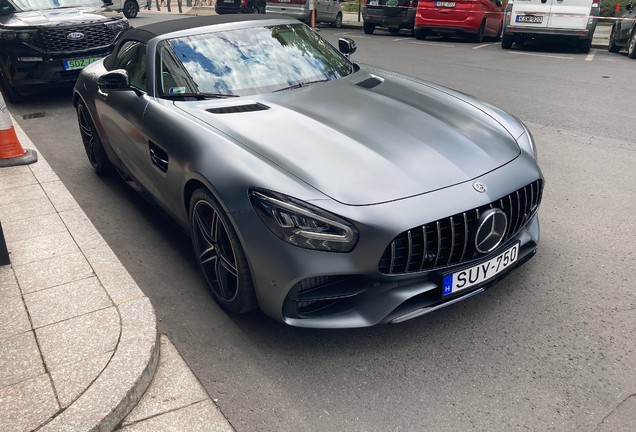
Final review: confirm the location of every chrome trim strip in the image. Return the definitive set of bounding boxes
[419,225,428,271]
[447,217,455,266]
[390,288,485,324]
[514,190,521,234]
[433,221,442,268]
[406,230,413,272]
[507,194,514,238]
[389,241,396,274]
[460,213,468,262]
[530,183,535,211]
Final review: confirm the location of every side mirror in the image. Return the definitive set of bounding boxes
[98,69,131,91]
[338,38,357,58]
[627,2,632,10]
[495,0,501,6]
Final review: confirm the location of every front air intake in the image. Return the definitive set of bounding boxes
[355,76,384,89]
[206,103,269,114]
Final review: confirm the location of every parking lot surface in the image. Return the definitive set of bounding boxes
[5,24,636,431]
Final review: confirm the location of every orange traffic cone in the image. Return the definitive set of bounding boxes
[0,92,37,167]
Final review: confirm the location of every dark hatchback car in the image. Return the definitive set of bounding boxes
[608,2,636,58]
[0,0,128,103]
[362,0,418,35]
[215,0,266,14]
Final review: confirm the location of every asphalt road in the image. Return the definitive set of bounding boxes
[5,19,636,431]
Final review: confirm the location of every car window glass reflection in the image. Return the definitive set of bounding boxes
[159,24,352,97]
[114,41,147,91]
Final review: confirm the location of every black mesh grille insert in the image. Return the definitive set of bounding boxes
[355,77,384,89]
[29,24,118,54]
[378,180,543,275]
[206,103,269,114]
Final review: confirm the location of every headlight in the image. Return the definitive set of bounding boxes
[516,119,538,161]
[105,19,130,32]
[0,30,37,41]
[249,189,359,253]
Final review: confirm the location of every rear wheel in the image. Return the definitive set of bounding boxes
[76,101,113,174]
[363,22,376,34]
[471,21,485,43]
[628,30,636,59]
[251,4,259,13]
[189,188,257,314]
[332,12,342,28]
[608,24,620,53]
[501,32,513,49]
[577,37,592,54]
[123,0,138,18]
[415,28,428,40]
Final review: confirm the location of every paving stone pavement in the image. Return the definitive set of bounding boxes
[0,118,234,431]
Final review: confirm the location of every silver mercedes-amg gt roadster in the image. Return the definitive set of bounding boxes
[73,15,543,328]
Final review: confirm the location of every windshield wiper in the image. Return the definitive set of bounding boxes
[163,92,239,100]
[273,79,331,93]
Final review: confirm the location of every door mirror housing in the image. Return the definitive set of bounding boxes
[627,2,632,11]
[338,38,357,58]
[495,0,501,6]
[98,70,131,91]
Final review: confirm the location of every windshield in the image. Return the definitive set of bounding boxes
[158,23,353,98]
[7,0,103,12]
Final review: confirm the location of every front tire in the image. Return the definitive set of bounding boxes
[332,12,342,28]
[628,30,636,59]
[76,101,113,174]
[123,0,139,18]
[501,32,513,49]
[363,22,376,34]
[608,24,620,53]
[189,188,257,314]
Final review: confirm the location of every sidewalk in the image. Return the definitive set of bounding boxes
[0,115,233,431]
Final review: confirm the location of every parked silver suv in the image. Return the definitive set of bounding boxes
[266,0,343,27]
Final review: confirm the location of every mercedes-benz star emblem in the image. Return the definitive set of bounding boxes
[474,209,508,254]
[67,32,85,41]
[473,182,487,193]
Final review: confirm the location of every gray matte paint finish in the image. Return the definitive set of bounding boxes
[73,18,543,327]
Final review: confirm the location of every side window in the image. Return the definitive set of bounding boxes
[114,41,147,92]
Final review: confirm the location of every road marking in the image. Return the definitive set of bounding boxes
[508,51,573,59]
[585,49,597,61]
[410,41,456,47]
[473,43,498,49]
[392,38,411,42]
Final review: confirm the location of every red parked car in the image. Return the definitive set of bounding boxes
[414,0,504,42]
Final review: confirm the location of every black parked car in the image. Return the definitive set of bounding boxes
[608,2,636,58]
[362,0,417,35]
[0,0,129,103]
[215,0,266,14]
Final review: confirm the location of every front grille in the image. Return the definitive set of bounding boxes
[379,180,543,275]
[29,24,118,54]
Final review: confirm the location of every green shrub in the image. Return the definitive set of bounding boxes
[599,0,629,17]
[341,1,361,12]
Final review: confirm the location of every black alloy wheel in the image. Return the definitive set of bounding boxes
[123,0,139,18]
[189,188,257,314]
[608,24,621,53]
[472,21,485,43]
[629,30,636,59]
[251,4,260,13]
[76,101,112,174]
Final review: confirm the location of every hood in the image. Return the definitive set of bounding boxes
[176,66,522,206]
[0,7,120,28]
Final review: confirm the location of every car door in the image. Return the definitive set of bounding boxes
[95,40,153,191]
[486,0,503,34]
[510,0,551,29]
[315,0,330,21]
[546,0,592,30]
[619,7,636,41]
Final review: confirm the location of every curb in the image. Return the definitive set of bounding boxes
[6,122,160,432]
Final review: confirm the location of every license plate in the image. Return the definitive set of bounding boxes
[516,14,543,23]
[278,0,291,2]
[224,0,234,3]
[370,0,379,4]
[442,242,519,296]
[63,57,102,71]
[436,1,455,7]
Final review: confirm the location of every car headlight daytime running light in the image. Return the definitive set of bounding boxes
[249,189,359,253]
[516,118,538,161]
[105,19,130,33]
[1,29,37,41]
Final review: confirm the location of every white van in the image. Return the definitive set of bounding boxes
[501,0,599,52]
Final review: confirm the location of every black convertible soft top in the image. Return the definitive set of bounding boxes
[133,14,283,42]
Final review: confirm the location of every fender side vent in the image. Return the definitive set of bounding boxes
[355,76,384,89]
[206,103,269,114]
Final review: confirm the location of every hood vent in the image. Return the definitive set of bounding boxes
[206,103,269,114]
[354,76,384,89]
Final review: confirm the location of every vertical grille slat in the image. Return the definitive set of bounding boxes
[379,180,543,275]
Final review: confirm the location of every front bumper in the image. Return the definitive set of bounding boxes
[1,48,113,93]
[362,6,417,28]
[233,151,543,328]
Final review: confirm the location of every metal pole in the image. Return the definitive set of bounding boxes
[312,8,316,27]
[358,0,361,22]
